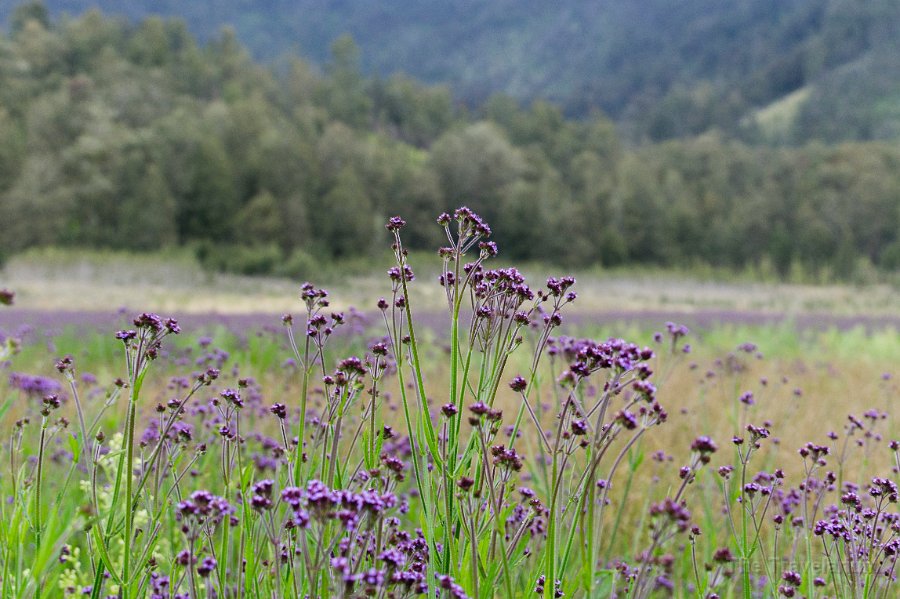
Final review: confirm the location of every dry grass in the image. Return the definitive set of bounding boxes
[5,250,900,317]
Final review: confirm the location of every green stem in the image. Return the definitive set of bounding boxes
[741,458,750,599]
[122,397,136,596]
[544,452,559,599]
[399,267,439,461]
[443,299,462,573]
[293,334,312,486]
[34,419,47,599]
[122,367,146,598]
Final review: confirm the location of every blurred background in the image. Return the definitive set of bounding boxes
[1,0,899,316]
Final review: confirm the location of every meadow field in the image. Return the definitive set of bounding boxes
[1,210,899,598]
[6,3,900,598]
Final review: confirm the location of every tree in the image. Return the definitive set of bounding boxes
[315,167,375,258]
[0,109,25,193]
[320,35,371,128]
[118,164,178,250]
[10,1,50,35]
[127,16,171,67]
[234,189,284,247]
[430,122,525,224]
[176,136,238,243]
[371,74,455,146]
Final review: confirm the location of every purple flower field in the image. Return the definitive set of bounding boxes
[0,208,898,599]
[4,306,899,341]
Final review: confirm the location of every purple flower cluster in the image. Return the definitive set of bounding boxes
[9,372,62,397]
[649,498,692,532]
[278,479,400,532]
[176,490,234,529]
[553,336,654,387]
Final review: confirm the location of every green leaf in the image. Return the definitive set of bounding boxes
[67,433,81,463]
[90,526,124,586]
[240,463,254,490]
[374,431,385,461]
[362,430,371,467]
[628,446,644,470]
[0,398,12,421]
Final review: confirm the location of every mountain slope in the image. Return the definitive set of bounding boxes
[4,0,900,142]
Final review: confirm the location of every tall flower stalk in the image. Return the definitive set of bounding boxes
[89,314,180,599]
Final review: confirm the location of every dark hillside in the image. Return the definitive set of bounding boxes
[6,0,900,142]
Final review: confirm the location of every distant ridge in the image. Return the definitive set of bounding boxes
[4,0,900,143]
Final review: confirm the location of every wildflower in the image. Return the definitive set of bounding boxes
[220,388,243,408]
[665,322,689,340]
[175,550,195,566]
[388,265,415,283]
[870,477,899,502]
[469,401,490,416]
[250,479,275,511]
[479,241,498,257]
[197,557,217,578]
[40,394,61,416]
[615,410,638,430]
[386,216,406,231]
[746,424,770,447]
[713,548,733,563]
[9,373,61,397]
[490,445,524,471]
[509,375,528,392]
[649,498,692,532]
[435,573,470,599]
[55,355,74,374]
[690,436,718,464]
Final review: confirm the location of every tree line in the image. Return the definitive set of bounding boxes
[1,6,899,279]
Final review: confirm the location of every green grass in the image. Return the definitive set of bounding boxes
[1,305,897,597]
[2,226,900,598]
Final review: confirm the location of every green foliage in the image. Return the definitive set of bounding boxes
[234,189,283,246]
[194,241,282,275]
[10,0,900,143]
[0,6,899,280]
[0,108,25,192]
[315,166,376,258]
[10,1,48,34]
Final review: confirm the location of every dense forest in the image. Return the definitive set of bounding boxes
[1,4,900,280]
[5,0,900,144]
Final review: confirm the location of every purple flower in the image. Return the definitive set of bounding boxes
[386,216,406,231]
[197,556,217,577]
[509,375,528,392]
[9,373,62,397]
